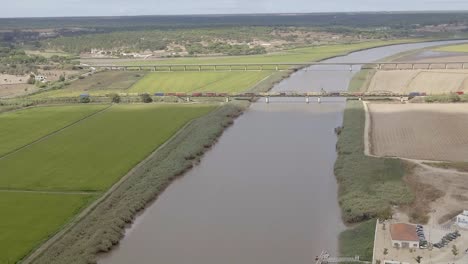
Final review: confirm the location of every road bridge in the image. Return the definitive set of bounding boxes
[81,61,468,72]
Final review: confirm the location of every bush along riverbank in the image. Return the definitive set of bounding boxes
[26,102,248,264]
[335,101,413,260]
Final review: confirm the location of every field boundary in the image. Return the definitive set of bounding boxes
[0,104,112,160]
[0,189,99,195]
[20,103,223,264]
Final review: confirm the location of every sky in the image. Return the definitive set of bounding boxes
[2,0,468,18]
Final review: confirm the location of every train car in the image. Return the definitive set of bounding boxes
[456,91,465,95]
[154,92,165,96]
[166,92,177,96]
[218,93,228,97]
[204,92,216,97]
[191,92,202,97]
[175,93,187,97]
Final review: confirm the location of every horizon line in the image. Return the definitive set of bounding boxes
[2,10,468,20]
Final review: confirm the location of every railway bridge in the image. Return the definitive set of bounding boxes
[81,61,468,72]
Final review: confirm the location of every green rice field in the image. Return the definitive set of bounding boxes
[0,104,215,262]
[129,71,273,93]
[0,105,107,157]
[0,104,215,191]
[0,192,95,264]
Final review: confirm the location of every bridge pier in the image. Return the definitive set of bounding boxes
[184,66,187,71]
[317,97,321,104]
[306,96,310,104]
[265,96,270,104]
[349,65,353,72]
[244,66,247,71]
[186,97,190,102]
[463,64,465,70]
[275,65,279,71]
[169,66,172,72]
[378,64,382,70]
[153,66,157,71]
[412,64,415,70]
[225,97,230,103]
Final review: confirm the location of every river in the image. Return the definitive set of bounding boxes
[99,40,467,264]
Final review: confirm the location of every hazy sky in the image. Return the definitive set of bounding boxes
[2,0,468,18]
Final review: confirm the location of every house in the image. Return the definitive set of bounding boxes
[35,75,47,82]
[456,210,468,229]
[390,223,419,249]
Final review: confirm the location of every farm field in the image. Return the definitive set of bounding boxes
[0,192,95,263]
[0,104,215,191]
[129,71,273,93]
[368,103,468,162]
[0,103,215,263]
[366,69,468,94]
[0,105,108,157]
[31,71,147,98]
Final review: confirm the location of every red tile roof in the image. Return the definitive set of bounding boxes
[390,223,419,242]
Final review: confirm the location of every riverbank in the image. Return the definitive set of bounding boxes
[23,102,248,264]
[335,101,412,260]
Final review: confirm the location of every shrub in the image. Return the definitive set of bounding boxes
[110,93,121,103]
[27,74,36,84]
[80,96,91,103]
[140,93,153,103]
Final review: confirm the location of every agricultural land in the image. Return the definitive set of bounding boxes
[0,104,215,263]
[368,103,468,162]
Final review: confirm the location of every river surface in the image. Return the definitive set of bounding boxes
[99,40,466,264]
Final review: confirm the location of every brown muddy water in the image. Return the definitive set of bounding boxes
[99,40,467,264]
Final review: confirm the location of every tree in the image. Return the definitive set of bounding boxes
[80,96,90,103]
[140,93,153,103]
[27,74,35,84]
[59,75,65,82]
[452,245,459,259]
[383,248,388,256]
[414,256,422,263]
[110,93,121,103]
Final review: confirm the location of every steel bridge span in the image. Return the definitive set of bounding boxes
[82,61,468,71]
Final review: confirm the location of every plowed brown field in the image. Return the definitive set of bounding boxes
[368,103,468,162]
[367,70,468,94]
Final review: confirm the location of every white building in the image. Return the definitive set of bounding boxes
[456,210,468,229]
[390,223,419,249]
[34,75,47,82]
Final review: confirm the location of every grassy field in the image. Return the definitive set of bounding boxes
[129,71,272,93]
[348,69,375,93]
[334,101,413,223]
[0,105,107,157]
[339,219,376,261]
[25,50,73,58]
[31,71,147,98]
[424,162,468,173]
[0,104,215,191]
[434,43,468,53]
[0,192,95,263]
